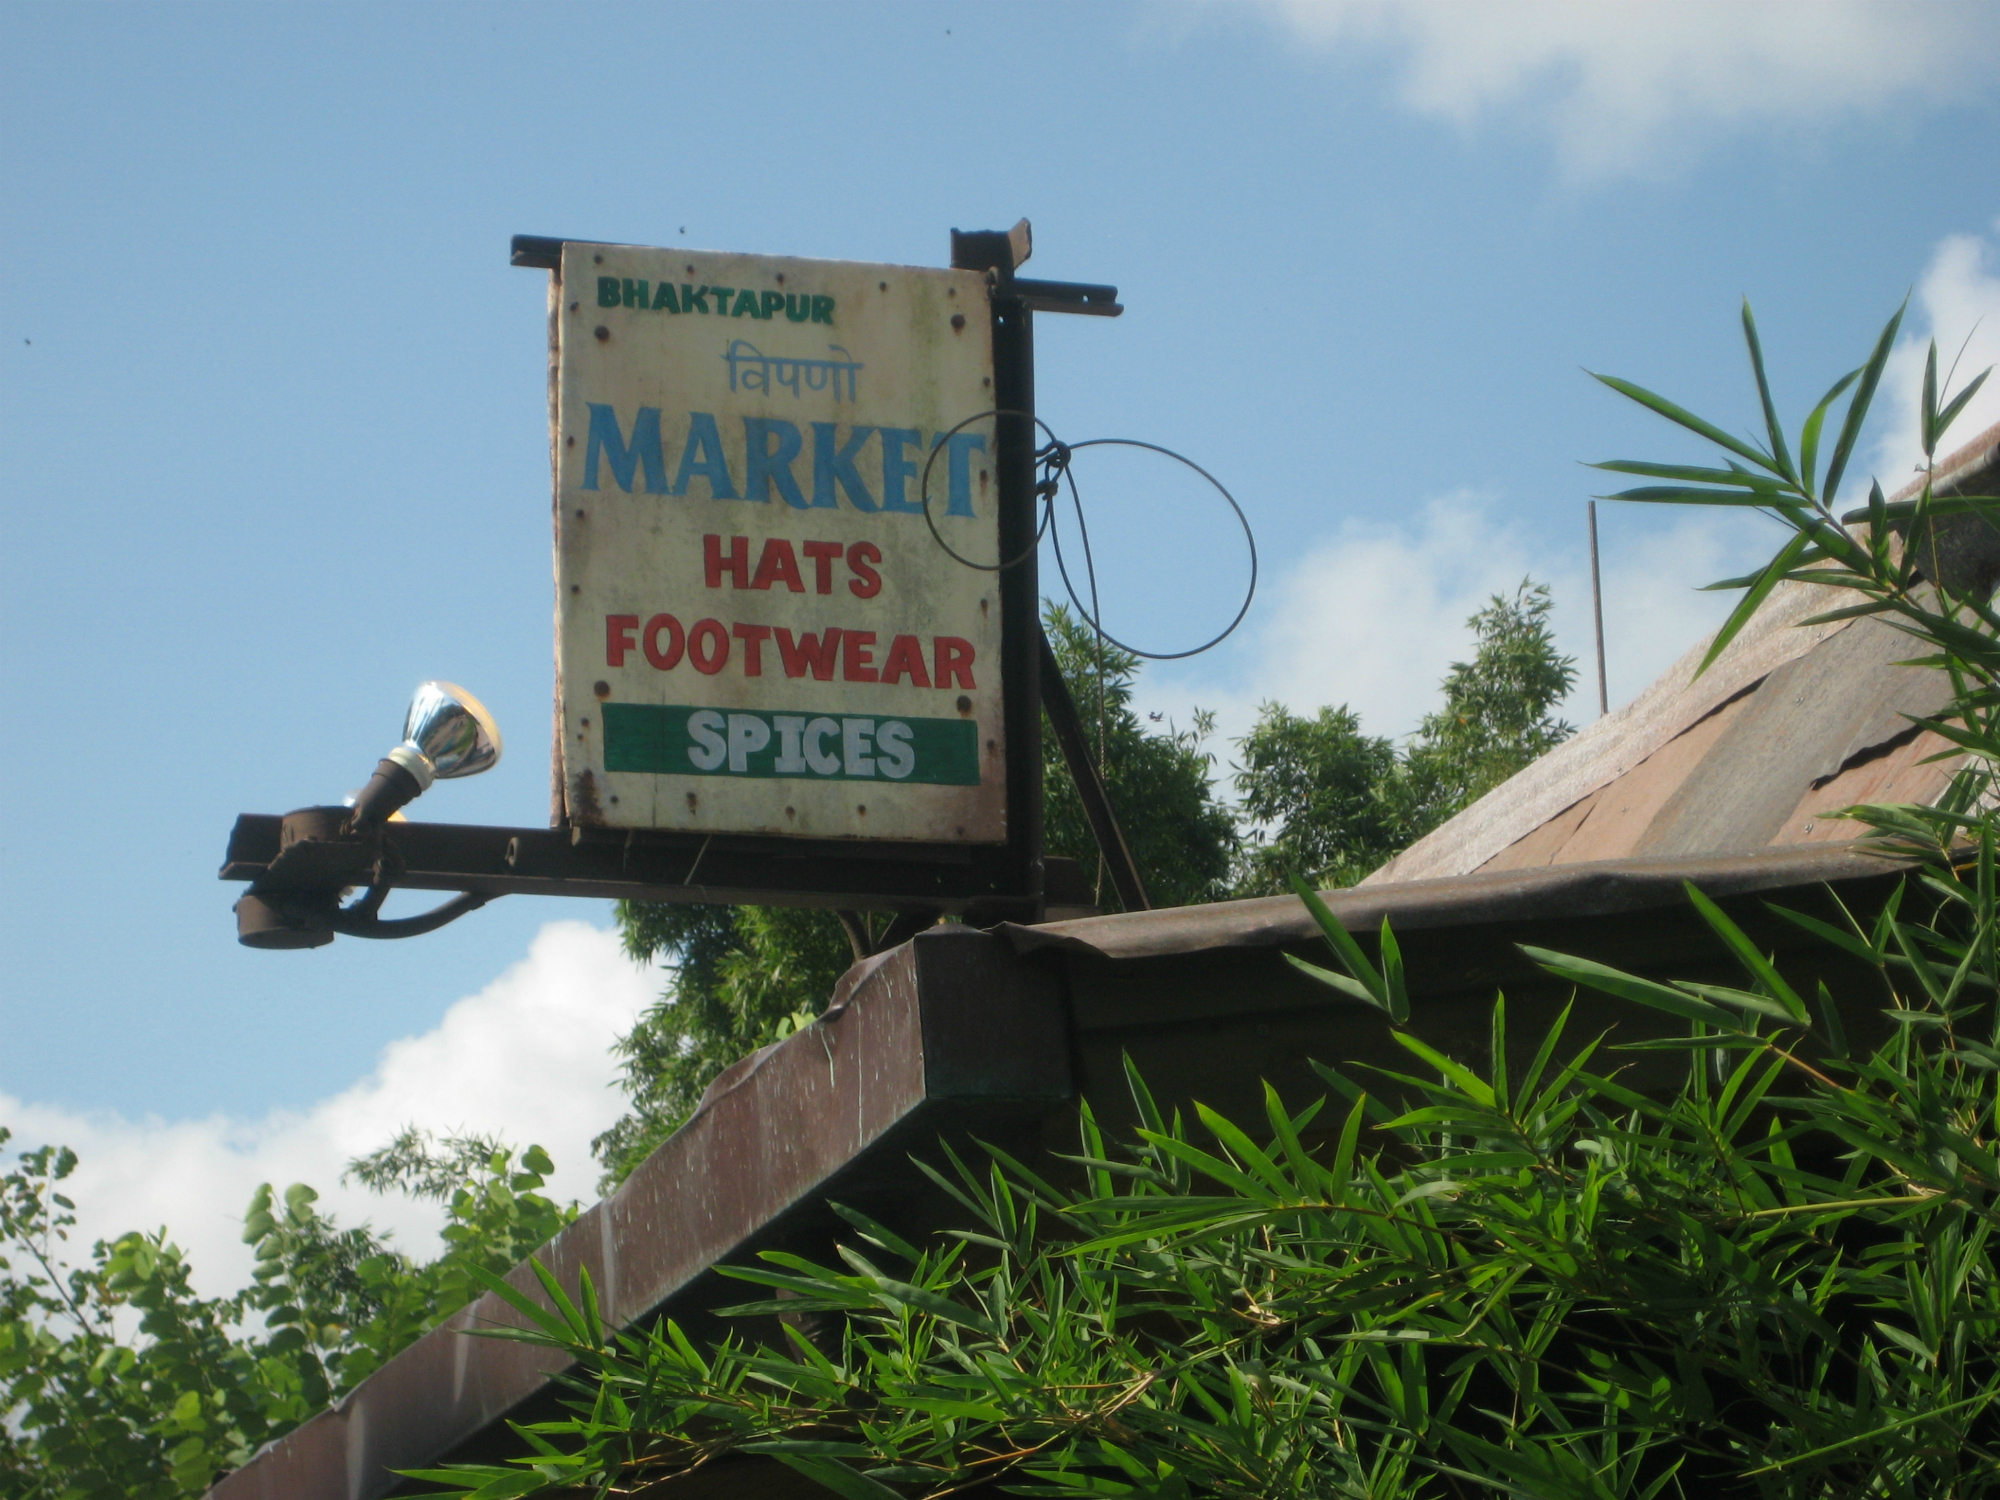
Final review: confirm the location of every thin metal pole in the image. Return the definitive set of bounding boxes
[1588,501,1609,717]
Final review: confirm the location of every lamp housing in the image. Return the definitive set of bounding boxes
[349,681,502,829]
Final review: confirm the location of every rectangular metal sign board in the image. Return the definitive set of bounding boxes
[553,244,1005,843]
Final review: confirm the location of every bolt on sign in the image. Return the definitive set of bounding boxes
[553,245,1004,843]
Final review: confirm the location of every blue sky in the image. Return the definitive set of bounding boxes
[4,1,1999,1285]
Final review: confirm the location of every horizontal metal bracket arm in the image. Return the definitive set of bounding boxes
[222,813,1096,924]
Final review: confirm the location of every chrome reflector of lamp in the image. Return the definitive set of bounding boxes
[349,682,503,829]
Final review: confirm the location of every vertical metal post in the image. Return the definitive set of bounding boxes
[1589,500,1609,717]
[953,224,1145,922]
[986,268,1045,919]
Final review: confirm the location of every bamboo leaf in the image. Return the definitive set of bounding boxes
[764,1454,910,1500]
[1600,485,1783,507]
[525,1259,591,1345]
[1922,339,1940,458]
[455,1261,578,1346]
[845,1266,1002,1339]
[1682,881,1809,1022]
[1590,372,1787,477]
[1741,1393,1990,1475]
[828,1202,923,1266]
[1195,1102,1296,1198]
[1700,569,1778,592]
[1678,982,1805,1025]
[1743,298,1798,484]
[1592,458,1789,487]
[1327,1094,1366,1208]
[1800,367,1861,498]
[1135,1130,1281,1203]
[1795,600,1898,628]
[1123,1051,1167,1136]
[1935,365,1992,439]
[1263,1081,1327,1195]
[1390,1032,1494,1107]
[1519,945,1742,1029]
[1821,299,1906,505]
[1284,954,1381,1009]
[1765,902,1882,965]
[1516,998,1572,1106]
[1288,874,1393,1015]
[1377,917,1411,1025]
[1698,530,1811,676]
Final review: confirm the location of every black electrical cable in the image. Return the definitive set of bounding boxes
[919,418,1257,662]
[918,409,1060,573]
[921,412,1255,911]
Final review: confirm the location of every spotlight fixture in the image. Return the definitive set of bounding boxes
[231,683,504,949]
[349,682,503,829]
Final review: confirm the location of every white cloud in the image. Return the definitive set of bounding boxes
[1,920,659,1301]
[1136,493,1760,767]
[1871,220,2000,496]
[1257,0,2000,177]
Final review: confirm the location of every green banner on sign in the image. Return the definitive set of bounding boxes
[604,703,980,787]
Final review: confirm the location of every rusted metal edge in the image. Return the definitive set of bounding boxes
[1001,843,1912,963]
[205,927,1069,1500]
[1009,278,1122,317]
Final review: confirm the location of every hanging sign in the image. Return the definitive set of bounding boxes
[552,244,1005,843]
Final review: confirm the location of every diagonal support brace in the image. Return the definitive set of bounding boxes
[1037,626,1150,912]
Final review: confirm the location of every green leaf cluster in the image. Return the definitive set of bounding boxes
[595,902,858,1187]
[1233,581,1577,894]
[18,297,2000,1498]
[0,1129,575,1498]
[595,602,1248,1190]
[1590,297,1992,683]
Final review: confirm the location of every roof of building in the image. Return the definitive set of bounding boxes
[1368,420,2000,885]
[208,842,1917,1500]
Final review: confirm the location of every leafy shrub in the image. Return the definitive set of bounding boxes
[0,1130,573,1499]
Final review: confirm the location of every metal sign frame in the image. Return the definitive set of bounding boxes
[221,226,1134,947]
[530,229,1049,921]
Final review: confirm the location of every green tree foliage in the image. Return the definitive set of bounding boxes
[595,603,1241,1187]
[1401,580,1578,817]
[1231,702,1404,892]
[413,303,2000,1496]
[0,1129,574,1499]
[1233,580,1577,893]
[23,297,1993,1500]
[1040,602,1239,911]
